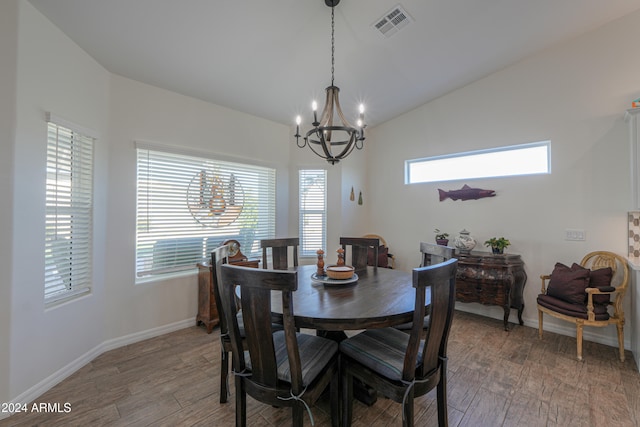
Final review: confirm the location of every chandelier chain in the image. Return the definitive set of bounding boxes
[331,5,335,86]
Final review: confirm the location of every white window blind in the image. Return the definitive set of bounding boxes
[299,169,326,257]
[45,120,94,304]
[136,147,276,278]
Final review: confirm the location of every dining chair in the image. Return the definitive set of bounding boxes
[340,236,379,272]
[261,237,299,269]
[210,245,244,403]
[220,264,340,427]
[340,258,458,427]
[420,241,455,267]
[395,242,455,332]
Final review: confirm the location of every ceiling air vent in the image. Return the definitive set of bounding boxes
[372,5,413,38]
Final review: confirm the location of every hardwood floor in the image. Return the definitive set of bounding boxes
[2,310,639,426]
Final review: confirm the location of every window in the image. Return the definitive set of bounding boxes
[299,170,327,257]
[45,117,95,304]
[136,145,276,279]
[405,141,551,184]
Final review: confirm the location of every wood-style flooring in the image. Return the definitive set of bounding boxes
[2,310,639,426]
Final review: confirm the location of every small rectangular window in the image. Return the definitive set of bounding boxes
[45,117,95,304]
[405,141,550,184]
[299,170,327,257]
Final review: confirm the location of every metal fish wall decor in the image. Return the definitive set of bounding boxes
[438,184,496,201]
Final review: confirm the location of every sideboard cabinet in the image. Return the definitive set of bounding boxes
[454,251,527,330]
[196,258,259,333]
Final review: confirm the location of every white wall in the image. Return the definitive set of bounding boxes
[105,75,290,340]
[0,0,19,406]
[367,9,640,348]
[10,0,110,401]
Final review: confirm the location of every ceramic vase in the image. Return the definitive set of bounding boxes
[454,229,476,253]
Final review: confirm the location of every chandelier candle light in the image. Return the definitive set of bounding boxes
[295,0,365,165]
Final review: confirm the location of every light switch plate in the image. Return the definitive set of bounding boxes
[565,229,585,241]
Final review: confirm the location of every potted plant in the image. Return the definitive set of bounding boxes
[484,237,511,254]
[434,229,449,246]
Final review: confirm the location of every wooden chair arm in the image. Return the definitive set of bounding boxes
[585,287,617,295]
[585,287,620,320]
[540,274,551,293]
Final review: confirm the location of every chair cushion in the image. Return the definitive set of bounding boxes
[546,262,590,304]
[572,263,613,305]
[367,245,389,268]
[537,294,610,320]
[244,331,337,387]
[339,327,423,382]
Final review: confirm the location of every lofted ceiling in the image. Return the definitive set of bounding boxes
[27,0,640,128]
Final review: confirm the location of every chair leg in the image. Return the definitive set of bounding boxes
[576,324,584,361]
[617,323,625,362]
[220,347,229,403]
[236,377,246,427]
[403,389,414,427]
[292,405,304,427]
[330,368,340,427]
[436,361,449,427]
[538,309,543,339]
[342,363,354,427]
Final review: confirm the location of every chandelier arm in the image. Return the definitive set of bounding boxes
[305,129,334,160]
[319,87,335,127]
[332,90,355,129]
[331,133,358,160]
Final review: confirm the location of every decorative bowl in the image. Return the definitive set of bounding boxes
[325,265,355,280]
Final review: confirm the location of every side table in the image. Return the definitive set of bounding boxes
[196,258,260,333]
[454,251,527,330]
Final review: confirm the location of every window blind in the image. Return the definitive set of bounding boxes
[136,147,276,278]
[45,120,94,304]
[298,169,326,257]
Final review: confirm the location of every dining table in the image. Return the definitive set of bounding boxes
[269,264,430,331]
[268,263,430,406]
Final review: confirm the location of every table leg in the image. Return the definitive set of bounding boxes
[517,304,524,325]
[317,330,378,406]
[503,306,510,331]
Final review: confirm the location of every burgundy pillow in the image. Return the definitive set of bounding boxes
[367,245,389,268]
[572,263,612,305]
[546,262,590,305]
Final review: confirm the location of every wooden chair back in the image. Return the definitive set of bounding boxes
[411,258,458,381]
[220,264,302,390]
[420,242,455,267]
[340,237,379,271]
[210,245,230,335]
[261,237,299,269]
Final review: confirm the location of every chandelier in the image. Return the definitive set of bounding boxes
[295,0,365,165]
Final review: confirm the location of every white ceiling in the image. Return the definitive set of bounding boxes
[27,0,640,127]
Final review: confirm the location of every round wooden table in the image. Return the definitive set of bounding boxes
[270,264,428,331]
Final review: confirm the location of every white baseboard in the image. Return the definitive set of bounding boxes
[1,318,194,420]
[455,304,631,350]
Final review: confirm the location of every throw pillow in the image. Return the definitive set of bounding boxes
[573,263,612,305]
[546,262,590,305]
[367,245,389,268]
